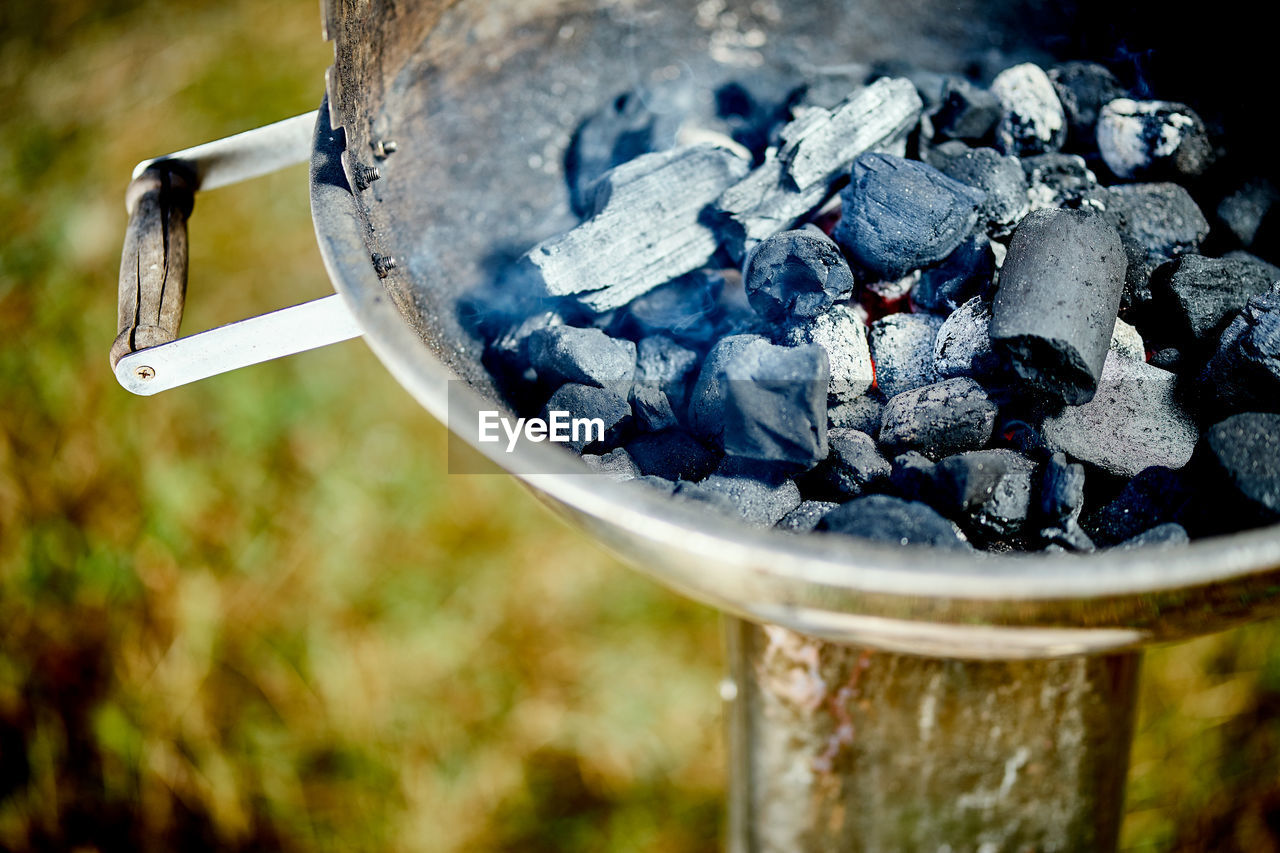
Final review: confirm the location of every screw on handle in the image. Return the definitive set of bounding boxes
[111,162,196,369]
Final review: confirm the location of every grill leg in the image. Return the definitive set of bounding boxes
[723,617,1140,852]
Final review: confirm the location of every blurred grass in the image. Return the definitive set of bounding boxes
[1,1,1279,851]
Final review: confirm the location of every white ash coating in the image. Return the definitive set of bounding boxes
[934,296,993,379]
[1109,317,1146,361]
[783,303,874,404]
[990,63,1066,156]
[1096,98,1211,179]
[1041,352,1199,479]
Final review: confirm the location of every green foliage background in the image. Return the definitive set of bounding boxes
[0,1,1279,850]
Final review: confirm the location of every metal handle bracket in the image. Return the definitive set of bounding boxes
[113,110,362,395]
[114,293,362,395]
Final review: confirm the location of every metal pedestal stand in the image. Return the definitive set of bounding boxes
[724,618,1140,852]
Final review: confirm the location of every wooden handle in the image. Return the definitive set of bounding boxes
[111,163,196,368]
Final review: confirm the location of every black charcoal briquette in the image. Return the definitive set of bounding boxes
[833,153,985,280]
[744,228,855,322]
[868,313,945,399]
[819,495,971,550]
[1151,255,1279,347]
[933,449,1038,538]
[542,383,633,452]
[625,429,719,481]
[928,78,1001,142]
[1200,287,1280,413]
[777,500,841,533]
[690,336,829,467]
[1049,62,1125,143]
[528,325,637,390]
[1204,412,1280,523]
[878,377,998,460]
[991,208,1126,404]
[937,147,1028,234]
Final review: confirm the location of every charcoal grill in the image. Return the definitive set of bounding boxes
[111,1,1280,849]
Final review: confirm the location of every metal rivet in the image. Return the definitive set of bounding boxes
[353,162,381,190]
[135,365,156,381]
[372,253,398,279]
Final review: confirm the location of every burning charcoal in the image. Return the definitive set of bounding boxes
[937,148,1029,234]
[1200,288,1280,413]
[928,78,1001,142]
[933,449,1038,538]
[1096,99,1212,180]
[833,153,985,280]
[613,270,723,345]
[1217,180,1280,251]
[934,296,1000,379]
[888,451,940,504]
[777,500,840,533]
[542,383,632,452]
[868,313,945,398]
[804,428,891,498]
[1022,153,1101,211]
[581,448,641,482]
[782,303,873,405]
[527,325,637,390]
[991,208,1126,404]
[1203,412,1280,523]
[1085,466,1194,545]
[744,228,855,322]
[989,63,1066,157]
[636,335,699,412]
[1039,452,1085,526]
[690,336,829,468]
[912,233,997,314]
[1109,317,1146,361]
[528,145,749,312]
[862,271,919,318]
[715,77,923,260]
[1151,255,1279,347]
[630,384,679,432]
[878,377,998,460]
[625,429,718,481]
[1041,354,1199,479]
[676,472,802,526]
[1048,62,1125,144]
[819,494,971,550]
[565,89,683,216]
[1112,523,1190,551]
[828,393,884,434]
[996,418,1052,459]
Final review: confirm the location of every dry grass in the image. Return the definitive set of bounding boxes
[0,2,1278,850]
